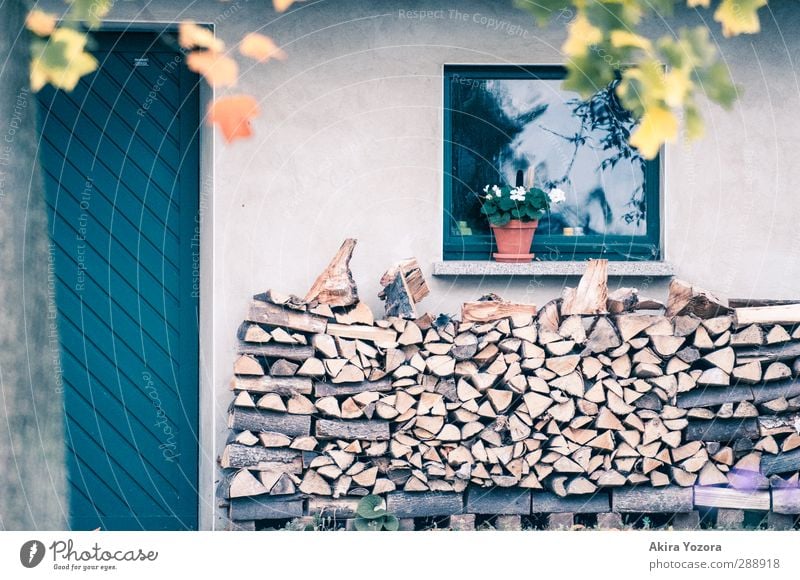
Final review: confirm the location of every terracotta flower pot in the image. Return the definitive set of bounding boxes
[490,219,538,263]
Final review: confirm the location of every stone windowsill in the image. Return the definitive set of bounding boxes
[432,260,676,277]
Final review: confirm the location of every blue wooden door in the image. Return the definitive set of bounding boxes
[37,32,200,530]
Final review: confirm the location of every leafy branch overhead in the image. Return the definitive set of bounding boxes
[515,0,766,158]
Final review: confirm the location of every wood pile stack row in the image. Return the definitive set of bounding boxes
[218,243,800,528]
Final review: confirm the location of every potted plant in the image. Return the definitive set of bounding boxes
[480,184,566,263]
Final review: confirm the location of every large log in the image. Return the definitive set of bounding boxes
[461,297,537,323]
[685,418,759,442]
[751,379,800,404]
[231,376,313,396]
[326,323,397,345]
[303,238,359,307]
[316,419,390,441]
[220,444,301,470]
[758,413,800,436]
[676,386,753,409]
[734,304,800,327]
[761,449,800,476]
[612,486,694,513]
[386,491,463,518]
[248,301,328,334]
[379,258,429,319]
[531,492,610,514]
[229,496,304,521]
[735,342,800,364]
[693,487,770,510]
[229,408,311,437]
[771,488,800,514]
[561,259,608,315]
[237,343,315,362]
[665,279,729,319]
[465,487,531,515]
[314,378,393,397]
[307,497,362,518]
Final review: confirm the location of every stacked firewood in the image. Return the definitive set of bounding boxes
[219,244,800,526]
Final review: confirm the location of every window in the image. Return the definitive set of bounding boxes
[443,65,661,261]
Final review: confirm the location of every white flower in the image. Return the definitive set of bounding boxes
[548,187,567,205]
[510,186,527,201]
[486,194,493,200]
[483,185,490,193]
[492,185,501,197]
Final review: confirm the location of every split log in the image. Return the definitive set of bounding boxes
[561,259,608,315]
[612,486,694,513]
[607,287,639,314]
[772,488,800,514]
[693,487,770,510]
[315,419,390,441]
[665,279,729,319]
[461,297,537,323]
[326,323,397,345]
[685,418,759,442]
[303,238,359,307]
[231,376,313,396]
[306,497,361,518]
[386,491,463,518]
[248,301,328,334]
[734,304,800,327]
[531,492,610,513]
[379,258,429,319]
[229,496,304,520]
[465,487,531,514]
[229,408,311,437]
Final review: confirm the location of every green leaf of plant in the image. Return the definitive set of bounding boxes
[354,516,384,531]
[382,515,400,531]
[699,61,739,109]
[356,494,387,519]
[714,0,767,37]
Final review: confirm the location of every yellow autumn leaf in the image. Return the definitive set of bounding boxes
[663,68,692,108]
[630,106,678,159]
[30,28,98,92]
[687,0,711,7]
[714,0,767,37]
[610,30,652,52]
[26,10,57,36]
[563,14,603,57]
[240,33,287,62]
[179,21,224,52]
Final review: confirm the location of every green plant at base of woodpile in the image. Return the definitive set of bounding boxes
[354,495,399,531]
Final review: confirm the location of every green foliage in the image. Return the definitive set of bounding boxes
[352,495,397,531]
[480,185,558,226]
[515,0,768,158]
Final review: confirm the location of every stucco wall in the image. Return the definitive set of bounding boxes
[36,0,800,529]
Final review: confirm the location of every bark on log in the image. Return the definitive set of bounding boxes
[531,492,610,513]
[612,486,694,513]
[229,408,311,437]
[220,444,301,470]
[238,343,315,362]
[771,488,800,514]
[465,487,531,515]
[666,279,730,319]
[685,418,759,442]
[735,343,800,364]
[248,301,328,334]
[229,496,304,520]
[386,491,463,518]
[761,449,800,476]
[752,380,800,404]
[307,497,361,518]
[676,386,753,409]
[315,419,390,441]
[231,376,313,396]
[314,378,393,397]
[461,298,538,323]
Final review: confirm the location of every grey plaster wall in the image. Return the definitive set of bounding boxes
[32,0,800,528]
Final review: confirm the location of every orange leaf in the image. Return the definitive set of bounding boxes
[240,33,287,63]
[26,10,57,36]
[208,95,260,143]
[179,21,224,52]
[187,51,238,87]
[273,0,303,12]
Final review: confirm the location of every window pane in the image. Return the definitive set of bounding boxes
[448,73,648,239]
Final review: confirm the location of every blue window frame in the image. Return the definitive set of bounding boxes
[443,65,661,261]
